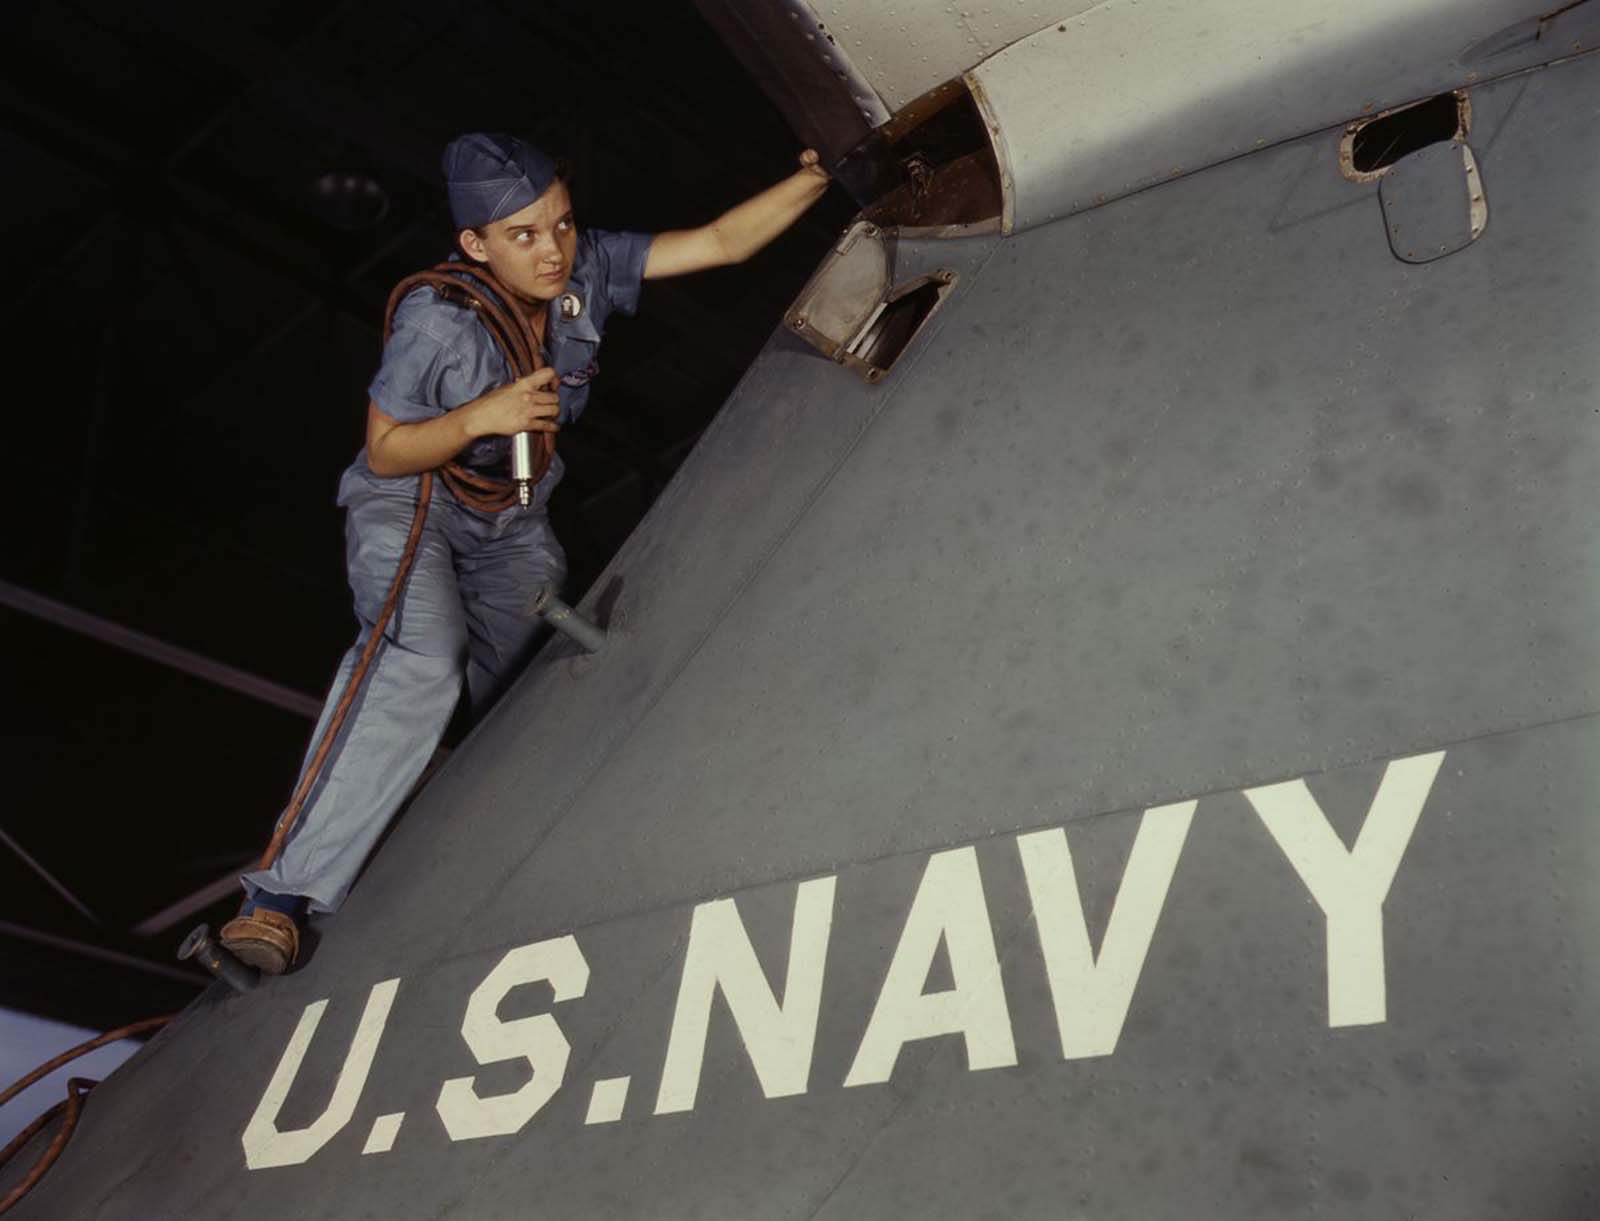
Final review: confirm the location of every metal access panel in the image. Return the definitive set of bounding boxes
[785,220,956,382]
[8,52,1600,1221]
[966,0,1599,232]
[1380,141,1490,262]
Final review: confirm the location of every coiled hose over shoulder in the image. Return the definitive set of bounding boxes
[258,260,549,871]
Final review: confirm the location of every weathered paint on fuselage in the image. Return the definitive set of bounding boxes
[9,30,1600,1221]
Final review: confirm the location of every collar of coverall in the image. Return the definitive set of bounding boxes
[438,252,601,346]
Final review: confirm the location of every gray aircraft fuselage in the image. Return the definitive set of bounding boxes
[5,5,1599,1219]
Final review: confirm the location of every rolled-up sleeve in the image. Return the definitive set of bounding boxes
[367,291,509,423]
[368,327,458,424]
[585,229,653,320]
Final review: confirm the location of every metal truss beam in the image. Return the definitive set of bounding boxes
[0,579,321,720]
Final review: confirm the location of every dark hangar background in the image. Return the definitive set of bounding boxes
[0,0,853,1030]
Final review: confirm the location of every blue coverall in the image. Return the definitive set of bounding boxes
[243,228,653,914]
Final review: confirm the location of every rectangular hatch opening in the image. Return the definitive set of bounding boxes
[857,81,1003,234]
[844,275,951,383]
[1341,91,1470,181]
[785,219,955,384]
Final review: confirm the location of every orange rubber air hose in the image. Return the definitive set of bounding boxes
[0,1016,173,1216]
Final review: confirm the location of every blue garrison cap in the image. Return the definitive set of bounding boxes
[442,133,559,230]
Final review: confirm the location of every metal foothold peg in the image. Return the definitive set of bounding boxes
[179,924,260,993]
[529,586,608,655]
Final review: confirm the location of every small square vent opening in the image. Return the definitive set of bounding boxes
[1341,91,1469,181]
[843,275,951,383]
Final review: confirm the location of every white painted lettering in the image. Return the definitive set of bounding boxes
[1244,750,1444,1027]
[655,876,836,1114]
[360,1112,405,1155]
[242,978,400,1170]
[843,847,1015,1087]
[1017,800,1195,1059]
[585,1076,631,1125]
[435,936,588,1141]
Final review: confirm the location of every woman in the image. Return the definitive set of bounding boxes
[222,132,830,974]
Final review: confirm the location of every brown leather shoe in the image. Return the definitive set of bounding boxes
[219,910,300,975]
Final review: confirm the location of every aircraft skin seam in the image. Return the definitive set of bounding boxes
[1000,43,1600,233]
[411,699,1593,979]
[797,839,1072,1221]
[797,1073,921,1220]
[789,0,892,127]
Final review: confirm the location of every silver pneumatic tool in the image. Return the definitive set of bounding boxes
[512,292,582,508]
[511,431,534,506]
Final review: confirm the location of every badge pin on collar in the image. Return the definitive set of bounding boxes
[559,292,584,320]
